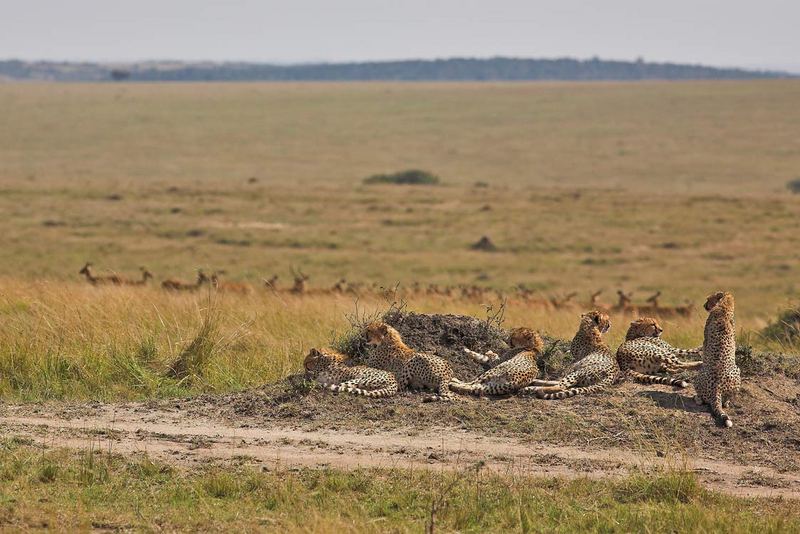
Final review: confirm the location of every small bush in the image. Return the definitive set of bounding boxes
[761,305,800,344]
[786,179,800,194]
[363,169,440,185]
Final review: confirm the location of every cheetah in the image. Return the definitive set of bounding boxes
[616,317,703,388]
[521,311,620,399]
[363,321,456,401]
[303,347,398,398]
[692,291,741,427]
[452,327,550,396]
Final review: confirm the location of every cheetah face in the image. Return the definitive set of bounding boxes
[704,291,728,312]
[364,322,390,346]
[303,348,325,376]
[628,318,662,339]
[508,327,544,353]
[584,310,611,333]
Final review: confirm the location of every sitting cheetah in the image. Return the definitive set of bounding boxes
[616,317,703,388]
[452,327,550,396]
[363,321,456,401]
[303,347,399,398]
[693,291,741,427]
[521,311,620,399]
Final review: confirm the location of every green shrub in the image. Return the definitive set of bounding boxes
[363,169,440,185]
[786,178,800,194]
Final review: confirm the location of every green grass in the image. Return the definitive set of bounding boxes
[1,442,798,532]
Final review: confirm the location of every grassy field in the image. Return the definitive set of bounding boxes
[2,80,800,530]
[2,82,800,314]
[1,440,799,532]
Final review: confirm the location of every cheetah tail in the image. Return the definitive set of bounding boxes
[329,384,398,398]
[538,382,610,400]
[711,392,733,428]
[673,346,703,357]
[626,370,688,388]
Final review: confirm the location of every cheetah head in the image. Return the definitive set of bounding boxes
[508,327,544,353]
[303,347,347,377]
[303,348,326,377]
[581,310,611,334]
[626,317,663,340]
[364,321,393,346]
[704,291,733,312]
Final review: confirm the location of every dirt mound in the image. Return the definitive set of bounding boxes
[470,235,498,252]
[339,310,570,380]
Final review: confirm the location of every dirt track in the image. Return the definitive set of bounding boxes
[2,384,799,500]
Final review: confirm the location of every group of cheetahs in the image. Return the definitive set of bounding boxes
[304,291,741,428]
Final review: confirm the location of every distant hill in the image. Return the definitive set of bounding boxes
[0,57,794,82]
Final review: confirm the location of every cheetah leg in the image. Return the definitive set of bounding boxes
[423,380,456,402]
[627,370,688,388]
[463,348,499,366]
[527,378,560,386]
[449,380,483,396]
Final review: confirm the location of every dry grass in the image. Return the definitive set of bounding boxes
[1,442,799,532]
[0,277,781,402]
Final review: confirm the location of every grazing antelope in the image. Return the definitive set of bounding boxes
[550,292,578,310]
[79,262,123,285]
[290,268,310,294]
[161,270,210,291]
[122,267,154,286]
[210,271,252,294]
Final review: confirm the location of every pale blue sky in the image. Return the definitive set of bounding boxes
[1,0,798,71]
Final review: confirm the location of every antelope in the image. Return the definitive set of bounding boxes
[161,270,210,291]
[613,290,636,315]
[290,268,310,294]
[332,278,348,293]
[122,267,154,286]
[550,292,577,310]
[210,271,252,294]
[263,274,279,291]
[79,262,123,285]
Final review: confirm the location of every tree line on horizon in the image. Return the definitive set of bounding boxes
[0,57,792,82]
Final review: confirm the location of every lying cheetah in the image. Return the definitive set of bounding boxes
[363,321,456,401]
[521,311,620,399]
[452,327,549,396]
[303,348,398,398]
[616,317,703,388]
[693,291,741,427]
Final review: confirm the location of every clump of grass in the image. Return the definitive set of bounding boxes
[363,169,440,185]
[786,178,800,194]
[761,304,800,345]
[167,303,222,384]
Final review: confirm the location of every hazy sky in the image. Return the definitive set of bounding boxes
[1,0,798,71]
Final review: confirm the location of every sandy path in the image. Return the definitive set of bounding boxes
[2,403,798,499]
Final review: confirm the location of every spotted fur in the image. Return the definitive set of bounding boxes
[521,311,619,399]
[616,317,703,388]
[452,328,547,396]
[304,348,398,398]
[363,321,456,401]
[692,292,741,427]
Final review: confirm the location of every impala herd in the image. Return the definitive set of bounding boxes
[77,262,695,317]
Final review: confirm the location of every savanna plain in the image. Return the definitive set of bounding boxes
[1,81,800,531]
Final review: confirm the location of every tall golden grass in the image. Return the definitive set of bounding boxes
[0,277,718,401]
